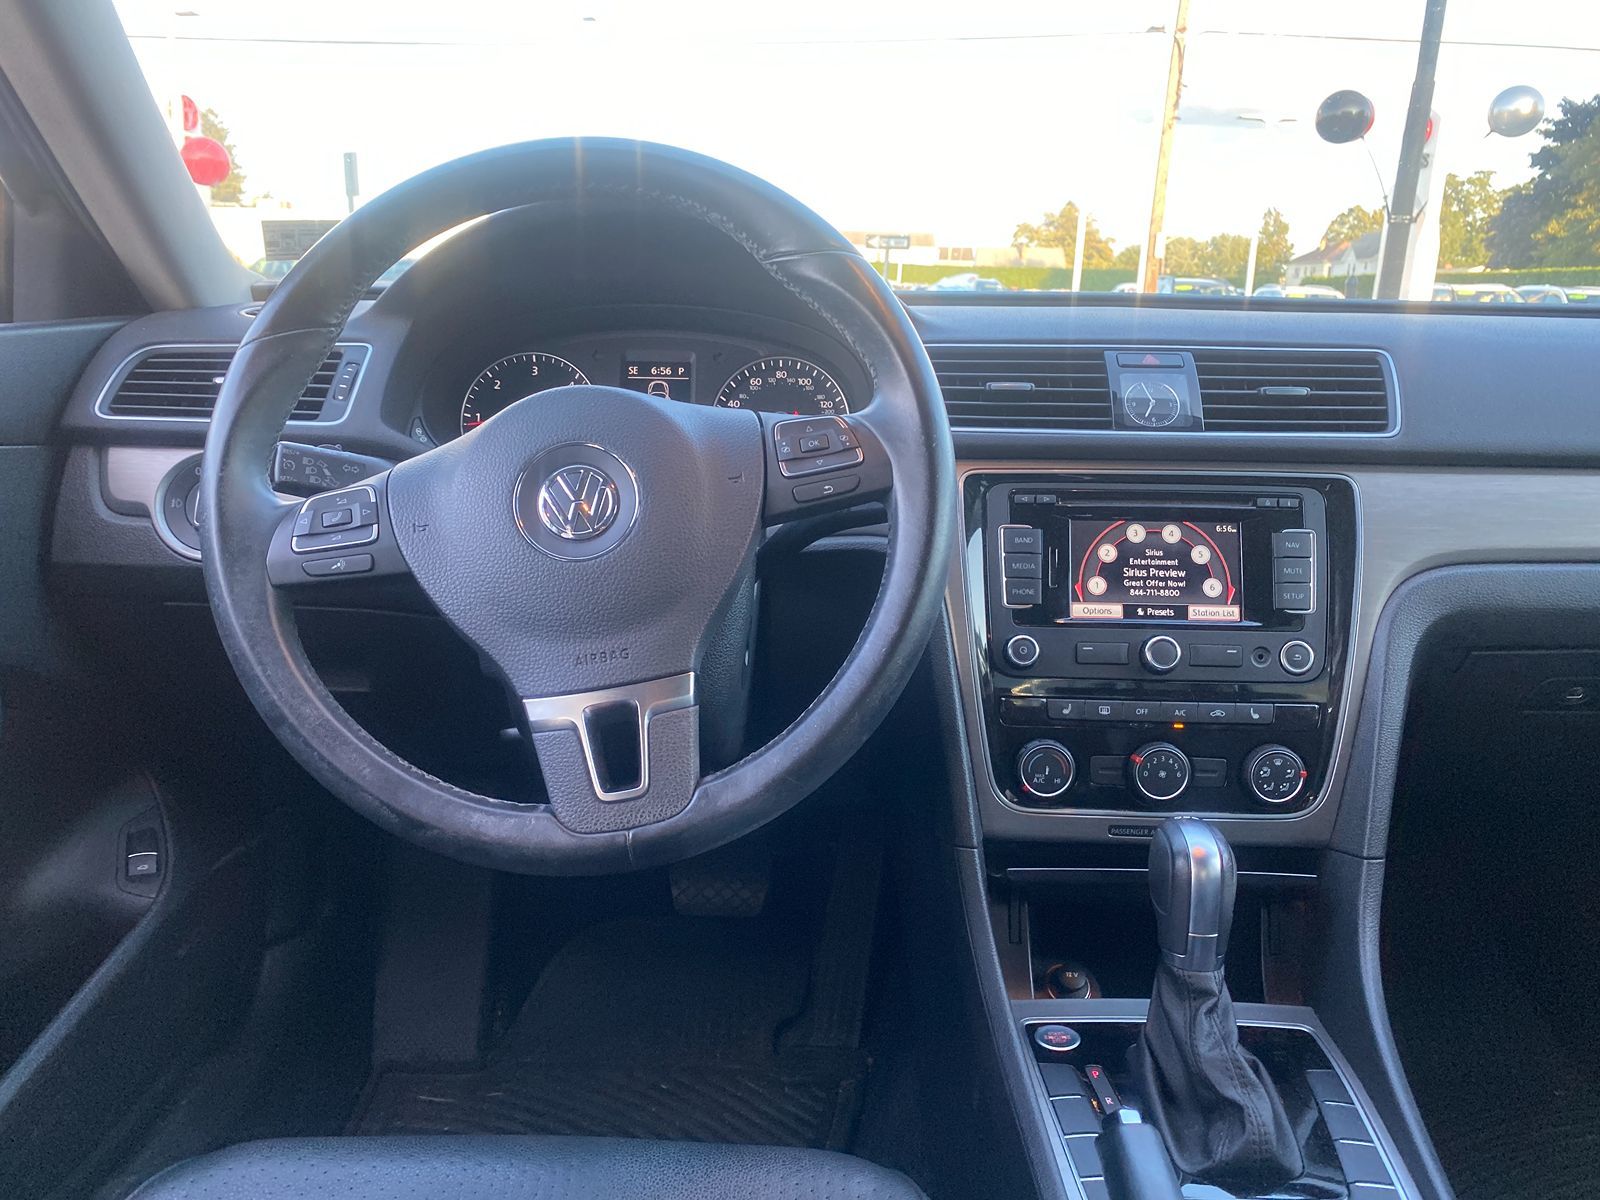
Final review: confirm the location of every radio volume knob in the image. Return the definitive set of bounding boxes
[1005,634,1042,670]
[1141,635,1183,674]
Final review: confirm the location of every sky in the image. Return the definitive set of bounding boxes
[113,0,1600,257]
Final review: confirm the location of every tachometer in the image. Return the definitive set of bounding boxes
[714,357,848,416]
[460,352,588,434]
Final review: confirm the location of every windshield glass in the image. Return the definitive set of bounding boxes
[114,1,1600,304]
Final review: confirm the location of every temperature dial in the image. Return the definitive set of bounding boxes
[1130,742,1191,803]
[1244,745,1307,805]
[1016,740,1075,801]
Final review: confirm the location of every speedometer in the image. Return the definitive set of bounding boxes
[714,357,849,416]
[460,352,588,435]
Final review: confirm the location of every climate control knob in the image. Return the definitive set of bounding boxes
[1244,745,1307,805]
[1129,742,1191,803]
[1141,635,1183,674]
[1016,740,1075,801]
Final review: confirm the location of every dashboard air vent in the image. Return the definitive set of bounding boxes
[104,345,355,421]
[928,345,1113,429]
[1192,349,1393,433]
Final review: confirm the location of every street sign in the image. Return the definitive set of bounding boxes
[865,234,911,250]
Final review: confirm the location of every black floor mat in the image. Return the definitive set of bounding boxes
[353,916,867,1149]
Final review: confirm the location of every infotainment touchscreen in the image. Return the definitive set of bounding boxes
[1065,517,1244,622]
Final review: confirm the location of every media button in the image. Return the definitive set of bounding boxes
[1004,553,1042,578]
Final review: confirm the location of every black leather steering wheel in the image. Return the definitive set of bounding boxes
[199,139,953,874]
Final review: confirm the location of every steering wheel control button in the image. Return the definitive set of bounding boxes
[1034,1024,1082,1055]
[1280,640,1317,676]
[792,475,859,504]
[774,417,864,478]
[1245,745,1308,805]
[291,485,379,553]
[1140,635,1183,674]
[514,443,639,562]
[1005,635,1041,669]
[1017,740,1075,800]
[1130,743,1191,802]
[302,553,374,578]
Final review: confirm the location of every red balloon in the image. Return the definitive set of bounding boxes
[181,135,231,187]
[181,94,199,133]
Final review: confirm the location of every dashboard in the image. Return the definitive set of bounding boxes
[426,329,861,443]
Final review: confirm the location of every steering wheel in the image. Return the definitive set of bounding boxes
[199,139,953,875]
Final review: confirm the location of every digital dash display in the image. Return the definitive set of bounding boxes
[1067,518,1244,623]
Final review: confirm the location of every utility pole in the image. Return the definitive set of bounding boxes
[1375,0,1447,299]
[1071,207,1087,292]
[1141,0,1190,293]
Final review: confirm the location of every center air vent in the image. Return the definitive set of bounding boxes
[102,344,366,422]
[1192,349,1393,433]
[928,345,1112,430]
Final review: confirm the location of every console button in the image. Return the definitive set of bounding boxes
[1193,702,1236,723]
[1051,1096,1100,1135]
[1275,583,1314,612]
[1047,699,1087,721]
[1140,635,1183,674]
[1273,529,1315,557]
[1033,1024,1081,1054]
[1239,702,1274,724]
[1116,351,1185,368]
[1076,641,1129,665]
[1004,553,1042,578]
[1275,703,1321,730]
[1039,1063,1085,1098]
[1001,696,1046,723]
[1319,1100,1369,1141]
[1125,699,1161,722]
[1273,558,1313,584]
[1192,757,1228,787]
[1002,526,1044,553]
[1004,634,1041,668]
[1334,1140,1391,1186]
[1190,644,1242,668]
[1157,700,1197,722]
[1305,1069,1353,1104]
[1086,700,1126,721]
[1280,640,1317,675]
[1064,1135,1103,1179]
[1006,579,1044,606]
[1090,756,1125,786]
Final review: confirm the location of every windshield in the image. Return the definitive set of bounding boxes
[114,1,1600,304]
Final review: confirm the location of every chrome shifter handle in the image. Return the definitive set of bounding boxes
[1147,817,1236,973]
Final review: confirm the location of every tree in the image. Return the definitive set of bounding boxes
[1319,204,1384,249]
[1437,171,1502,268]
[1255,208,1292,282]
[1113,244,1141,268]
[1488,94,1600,268]
[1160,236,1206,276]
[1012,203,1115,268]
[199,107,247,204]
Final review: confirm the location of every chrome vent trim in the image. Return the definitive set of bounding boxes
[928,344,1113,430]
[1191,348,1394,434]
[98,343,367,424]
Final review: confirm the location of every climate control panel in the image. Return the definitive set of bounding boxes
[968,473,1354,819]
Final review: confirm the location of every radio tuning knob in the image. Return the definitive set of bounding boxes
[1141,635,1183,674]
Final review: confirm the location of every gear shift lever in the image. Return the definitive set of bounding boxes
[1131,818,1303,1191]
[1147,815,1236,973]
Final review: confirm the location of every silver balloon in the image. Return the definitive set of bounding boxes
[1488,86,1545,137]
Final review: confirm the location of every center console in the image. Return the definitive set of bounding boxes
[965,474,1357,820]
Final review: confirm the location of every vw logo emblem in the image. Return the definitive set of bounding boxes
[536,465,620,541]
